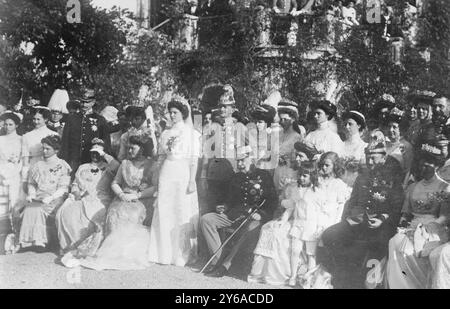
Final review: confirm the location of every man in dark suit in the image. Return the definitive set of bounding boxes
[59,88,111,175]
[200,145,277,278]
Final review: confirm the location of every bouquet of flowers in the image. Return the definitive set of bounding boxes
[166,135,180,152]
[278,154,290,166]
[7,154,20,165]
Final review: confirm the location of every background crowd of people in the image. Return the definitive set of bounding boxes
[0,83,450,289]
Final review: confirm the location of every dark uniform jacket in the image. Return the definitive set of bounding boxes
[342,157,404,227]
[60,112,111,166]
[224,167,277,223]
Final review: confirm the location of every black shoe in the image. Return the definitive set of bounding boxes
[202,264,217,274]
[205,265,228,278]
[190,263,215,273]
[17,246,32,253]
[33,246,48,253]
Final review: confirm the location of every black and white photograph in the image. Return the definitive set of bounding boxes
[0,0,449,292]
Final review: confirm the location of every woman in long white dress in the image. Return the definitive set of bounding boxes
[148,98,200,267]
[56,139,120,254]
[17,135,71,251]
[0,113,23,216]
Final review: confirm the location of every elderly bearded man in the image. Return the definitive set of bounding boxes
[200,146,277,278]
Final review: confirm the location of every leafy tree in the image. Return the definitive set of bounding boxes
[0,0,127,105]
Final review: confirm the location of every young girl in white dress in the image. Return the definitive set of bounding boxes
[315,152,351,234]
[285,162,320,286]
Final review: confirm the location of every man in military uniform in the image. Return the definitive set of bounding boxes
[47,89,70,137]
[199,85,248,213]
[200,145,277,278]
[321,140,404,287]
[59,88,111,175]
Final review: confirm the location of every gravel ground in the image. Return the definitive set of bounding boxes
[0,252,289,289]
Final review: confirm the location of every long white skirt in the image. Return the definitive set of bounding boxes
[429,243,450,289]
[386,216,448,289]
[248,220,294,286]
[148,158,199,266]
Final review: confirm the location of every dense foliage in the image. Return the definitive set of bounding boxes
[0,0,448,118]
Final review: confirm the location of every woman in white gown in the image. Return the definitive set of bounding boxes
[56,139,120,254]
[148,98,201,266]
[0,113,23,216]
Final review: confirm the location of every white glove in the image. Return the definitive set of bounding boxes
[42,196,53,205]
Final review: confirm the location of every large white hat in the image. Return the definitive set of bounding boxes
[48,89,69,114]
[100,106,119,123]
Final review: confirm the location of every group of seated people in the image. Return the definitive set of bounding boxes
[1,85,450,289]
